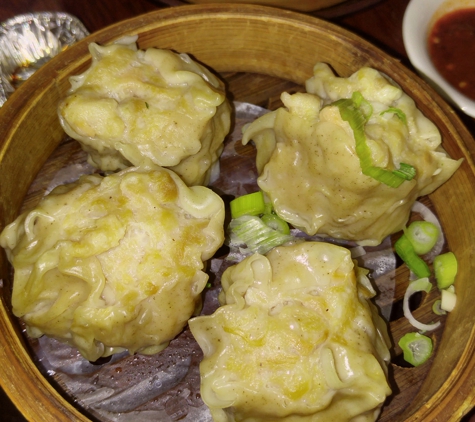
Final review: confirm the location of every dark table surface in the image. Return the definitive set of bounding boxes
[0,0,474,420]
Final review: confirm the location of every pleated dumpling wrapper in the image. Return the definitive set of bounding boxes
[58,36,232,186]
[189,242,392,422]
[0,165,225,362]
[242,63,462,246]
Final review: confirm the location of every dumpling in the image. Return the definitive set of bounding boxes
[58,37,232,186]
[189,242,392,422]
[242,62,462,245]
[0,164,225,362]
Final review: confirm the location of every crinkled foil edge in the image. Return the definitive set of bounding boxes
[0,12,89,107]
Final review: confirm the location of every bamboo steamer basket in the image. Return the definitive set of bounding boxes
[183,0,348,12]
[0,4,475,421]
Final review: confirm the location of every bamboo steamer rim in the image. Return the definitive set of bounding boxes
[183,0,348,12]
[0,4,474,421]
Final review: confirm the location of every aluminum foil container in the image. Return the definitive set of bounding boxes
[0,12,89,107]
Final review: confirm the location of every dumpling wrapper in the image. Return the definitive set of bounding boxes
[0,165,225,362]
[189,242,392,422]
[58,37,232,186]
[242,63,462,246]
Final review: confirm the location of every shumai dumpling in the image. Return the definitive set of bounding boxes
[58,37,232,186]
[242,62,462,245]
[189,242,391,422]
[189,242,392,422]
[0,165,224,362]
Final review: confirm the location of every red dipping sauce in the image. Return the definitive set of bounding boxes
[428,8,475,100]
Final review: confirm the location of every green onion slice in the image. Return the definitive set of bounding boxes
[395,234,431,278]
[432,299,447,316]
[263,201,274,215]
[434,252,458,290]
[440,288,457,312]
[261,213,290,235]
[398,332,433,367]
[228,215,294,255]
[230,191,266,219]
[392,163,417,181]
[405,221,440,255]
[380,107,407,125]
[352,91,373,119]
[332,92,416,188]
[403,278,441,331]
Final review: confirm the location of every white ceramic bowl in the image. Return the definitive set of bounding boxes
[403,0,475,117]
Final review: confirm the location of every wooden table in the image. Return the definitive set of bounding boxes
[0,0,474,420]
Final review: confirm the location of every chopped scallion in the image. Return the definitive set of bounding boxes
[405,221,440,255]
[352,91,373,119]
[230,191,266,219]
[392,163,417,181]
[332,92,416,188]
[398,332,433,366]
[263,201,274,215]
[432,299,447,316]
[228,215,294,255]
[440,288,457,312]
[380,107,407,125]
[395,234,431,278]
[446,284,455,293]
[261,213,290,235]
[403,278,440,331]
[228,191,295,255]
[434,252,458,290]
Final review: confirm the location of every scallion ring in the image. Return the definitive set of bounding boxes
[228,215,294,255]
[440,288,457,312]
[398,332,433,366]
[394,234,431,278]
[432,299,447,316]
[434,252,458,290]
[261,213,290,235]
[380,107,408,125]
[403,278,441,331]
[230,191,266,219]
[405,221,440,255]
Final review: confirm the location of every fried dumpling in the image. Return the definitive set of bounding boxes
[242,63,462,245]
[58,37,231,186]
[189,242,392,422]
[0,165,225,361]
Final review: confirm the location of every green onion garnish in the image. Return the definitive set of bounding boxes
[404,221,440,255]
[352,91,373,119]
[261,213,290,235]
[332,92,416,188]
[228,191,295,255]
[228,215,294,255]
[432,299,447,316]
[392,163,417,181]
[398,332,433,367]
[440,288,457,312]
[394,234,431,278]
[380,107,407,125]
[230,191,266,219]
[403,278,440,331]
[434,252,458,290]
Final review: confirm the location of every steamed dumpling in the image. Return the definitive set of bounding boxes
[0,165,225,361]
[242,63,462,245]
[189,242,392,422]
[58,37,232,186]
